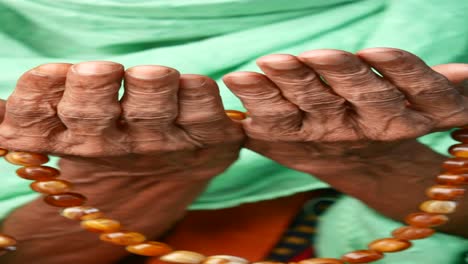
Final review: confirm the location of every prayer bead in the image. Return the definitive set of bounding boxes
[442,158,468,173]
[0,148,7,156]
[61,206,104,221]
[16,166,60,180]
[0,234,16,247]
[5,152,49,166]
[0,246,16,256]
[436,173,468,185]
[368,238,411,253]
[341,250,383,263]
[100,231,146,246]
[126,241,172,257]
[81,218,121,233]
[425,185,465,200]
[225,110,247,121]
[449,144,468,158]
[451,129,468,143]
[392,226,435,240]
[420,200,457,214]
[160,251,206,264]
[298,258,345,264]
[44,192,86,207]
[404,212,449,227]
[30,179,72,194]
[202,255,248,264]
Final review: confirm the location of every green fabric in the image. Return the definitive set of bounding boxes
[318,196,468,263]
[0,0,467,262]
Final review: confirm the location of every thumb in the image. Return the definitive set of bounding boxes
[432,63,468,84]
[432,63,468,96]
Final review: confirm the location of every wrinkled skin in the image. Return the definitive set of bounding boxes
[0,63,245,180]
[223,48,468,174]
[1,48,468,264]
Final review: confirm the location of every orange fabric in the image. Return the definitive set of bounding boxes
[146,192,314,264]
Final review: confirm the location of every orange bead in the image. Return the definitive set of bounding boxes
[0,148,8,156]
[202,255,248,264]
[126,241,172,257]
[442,158,468,173]
[298,258,345,264]
[404,212,449,227]
[368,238,412,253]
[5,152,49,166]
[100,231,146,246]
[392,226,435,240]
[425,185,465,200]
[16,166,60,180]
[341,250,383,263]
[61,206,104,221]
[449,144,468,158]
[436,173,468,185]
[0,234,17,247]
[81,218,121,233]
[420,200,457,214]
[159,250,206,264]
[251,262,283,264]
[44,192,86,207]
[451,129,468,143]
[225,110,247,121]
[0,246,16,256]
[30,179,72,194]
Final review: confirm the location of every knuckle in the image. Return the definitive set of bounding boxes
[6,98,56,118]
[346,89,404,103]
[57,104,121,119]
[295,92,345,110]
[177,111,225,126]
[247,101,299,119]
[122,106,177,123]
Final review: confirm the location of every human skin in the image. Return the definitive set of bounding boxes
[0,63,245,264]
[0,48,467,264]
[223,47,468,237]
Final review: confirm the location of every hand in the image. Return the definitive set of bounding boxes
[0,62,244,179]
[223,48,468,174]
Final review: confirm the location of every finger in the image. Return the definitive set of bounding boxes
[298,49,407,118]
[222,72,302,134]
[357,48,466,116]
[0,99,5,123]
[57,61,124,136]
[121,65,180,134]
[2,63,71,139]
[432,63,468,85]
[177,74,241,144]
[256,54,346,115]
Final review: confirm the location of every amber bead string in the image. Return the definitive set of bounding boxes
[0,118,467,264]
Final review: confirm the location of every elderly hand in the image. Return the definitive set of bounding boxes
[223,48,468,174]
[0,62,244,179]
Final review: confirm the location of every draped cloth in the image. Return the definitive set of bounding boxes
[0,0,467,263]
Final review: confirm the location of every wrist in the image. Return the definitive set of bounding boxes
[300,139,444,176]
[58,156,222,182]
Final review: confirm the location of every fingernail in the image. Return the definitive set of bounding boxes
[32,63,71,76]
[73,61,122,75]
[299,53,351,65]
[181,76,206,88]
[127,65,173,80]
[225,73,262,85]
[361,51,403,62]
[258,55,301,70]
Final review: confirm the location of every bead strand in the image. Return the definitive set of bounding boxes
[0,123,466,264]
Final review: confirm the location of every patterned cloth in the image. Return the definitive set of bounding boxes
[266,190,340,262]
